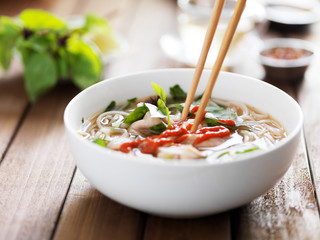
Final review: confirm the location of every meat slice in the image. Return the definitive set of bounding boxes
[128,112,163,137]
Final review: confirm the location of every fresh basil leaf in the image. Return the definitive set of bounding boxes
[205,117,220,126]
[23,52,58,102]
[236,147,260,154]
[57,48,68,78]
[157,99,170,126]
[194,93,203,102]
[127,97,137,103]
[206,105,237,121]
[93,138,106,147]
[169,84,187,101]
[20,33,57,52]
[150,122,167,135]
[123,105,148,125]
[105,101,116,112]
[152,82,166,103]
[121,97,137,110]
[19,9,67,31]
[0,17,21,70]
[205,116,250,132]
[168,103,184,114]
[84,14,111,31]
[67,35,102,89]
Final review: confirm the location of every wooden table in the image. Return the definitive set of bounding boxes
[1,0,320,239]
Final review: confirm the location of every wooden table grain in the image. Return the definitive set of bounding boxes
[1,0,320,239]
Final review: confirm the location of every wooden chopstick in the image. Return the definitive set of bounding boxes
[190,0,247,132]
[181,0,225,121]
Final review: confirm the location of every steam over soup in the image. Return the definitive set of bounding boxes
[78,83,287,161]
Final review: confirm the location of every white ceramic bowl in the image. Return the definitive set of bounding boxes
[64,69,303,218]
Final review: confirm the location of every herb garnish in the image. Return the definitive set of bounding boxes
[105,101,116,112]
[121,97,137,110]
[236,147,260,154]
[93,138,107,147]
[150,122,167,135]
[218,147,260,158]
[169,84,187,101]
[123,105,148,125]
[152,82,171,127]
[0,9,118,102]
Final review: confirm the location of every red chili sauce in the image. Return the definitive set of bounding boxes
[119,106,235,156]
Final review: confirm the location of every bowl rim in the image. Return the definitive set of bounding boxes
[265,3,320,25]
[259,38,316,68]
[64,68,304,168]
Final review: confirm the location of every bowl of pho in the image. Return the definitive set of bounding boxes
[64,68,303,218]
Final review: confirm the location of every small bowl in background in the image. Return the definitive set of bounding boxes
[265,3,320,33]
[259,38,315,84]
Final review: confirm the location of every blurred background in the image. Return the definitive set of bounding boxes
[1,0,320,98]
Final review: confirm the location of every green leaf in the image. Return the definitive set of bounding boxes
[123,105,148,125]
[19,32,57,52]
[169,84,187,101]
[81,14,118,54]
[93,138,107,147]
[157,99,170,127]
[236,147,260,154]
[19,9,67,31]
[85,14,111,31]
[206,105,237,121]
[121,97,137,110]
[205,117,237,131]
[105,101,116,112]
[67,35,102,89]
[205,117,221,126]
[23,52,57,102]
[218,151,231,158]
[194,93,203,102]
[152,82,166,103]
[127,97,137,103]
[0,16,21,70]
[168,103,184,114]
[56,48,68,78]
[150,122,167,135]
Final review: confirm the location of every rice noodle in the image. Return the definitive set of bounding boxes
[79,97,287,161]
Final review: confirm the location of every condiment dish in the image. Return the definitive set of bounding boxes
[259,38,314,84]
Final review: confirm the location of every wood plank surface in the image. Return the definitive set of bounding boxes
[143,213,230,240]
[233,138,320,239]
[1,0,320,239]
[0,84,78,240]
[0,69,27,160]
[53,170,145,240]
[298,22,320,218]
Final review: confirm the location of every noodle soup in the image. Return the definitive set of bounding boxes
[65,69,303,217]
[78,83,287,161]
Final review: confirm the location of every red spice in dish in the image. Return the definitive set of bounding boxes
[217,119,235,126]
[193,126,231,145]
[119,121,232,156]
[191,105,207,115]
[261,47,312,60]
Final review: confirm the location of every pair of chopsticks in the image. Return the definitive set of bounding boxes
[181,0,247,132]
